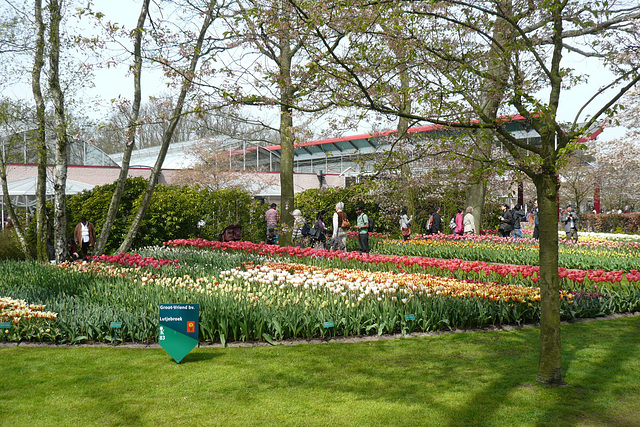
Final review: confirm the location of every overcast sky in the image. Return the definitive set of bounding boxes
[1,0,630,142]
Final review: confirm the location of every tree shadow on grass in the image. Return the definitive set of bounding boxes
[230,330,542,425]
[538,317,640,426]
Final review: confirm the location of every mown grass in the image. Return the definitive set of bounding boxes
[2,316,639,427]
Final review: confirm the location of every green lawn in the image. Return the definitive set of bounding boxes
[2,316,640,427]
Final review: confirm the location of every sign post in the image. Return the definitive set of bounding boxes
[404,314,415,336]
[323,321,335,339]
[110,322,122,347]
[159,304,199,363]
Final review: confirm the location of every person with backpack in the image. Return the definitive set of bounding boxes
[311,210,327,249]
[498,204,513,238]
[511,204,525,238]
[332,202,349,249]
[354,205,370,254]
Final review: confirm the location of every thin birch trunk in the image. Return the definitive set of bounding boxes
[117,2,216,253]
[48,0,69,263]
[94,0,151,255]
[33,0,48,261]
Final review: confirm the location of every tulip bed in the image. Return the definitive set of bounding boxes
[0,232,639,345]
[374,233,640,271]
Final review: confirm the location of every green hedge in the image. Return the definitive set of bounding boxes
[67,178,267,252]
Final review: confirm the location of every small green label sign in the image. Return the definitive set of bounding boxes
[110,322,122,329]
[404,314,415,321]
[159,304,199,363]
[0,322,11,328]
[323,321,334,328]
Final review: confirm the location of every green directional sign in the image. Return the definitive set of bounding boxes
[159,303,199,363]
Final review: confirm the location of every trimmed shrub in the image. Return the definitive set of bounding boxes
[580,213,640,234]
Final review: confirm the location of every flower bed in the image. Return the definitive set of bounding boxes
[376,233,640,270]
[162,239,640,290]
[0,296,58,342]
[2,235,640,345]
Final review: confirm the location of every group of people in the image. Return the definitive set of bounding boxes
[410,205,477,237]
[264,199,582,253]
[500,202,580,242]
[498,203,527,238]
[264,202,371,254]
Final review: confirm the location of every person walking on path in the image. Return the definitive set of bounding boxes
[454,208,464,236]
[399,206,412,241]
[265,203,279,244]
[498,204,513,238]
[354,205,370,254]
[463,206,477,235]
[74,216,96,259]
[561,205,580,242]
[511,204,525,238]
[291,209,307,247]
[429,206,443,235]
[332,202,348,249]
[312,210,327,249]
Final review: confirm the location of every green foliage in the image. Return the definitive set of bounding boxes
[133,185,208,248]
[66,177,148,252]
[0,228,28,260]
[195,187,266,244]
[66,180,266,252]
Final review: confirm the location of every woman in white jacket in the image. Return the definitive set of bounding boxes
[463,206,476,235]
[332,202,348,248]
[399,206,412,241]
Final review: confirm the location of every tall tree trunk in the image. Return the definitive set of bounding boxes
[279,102,295,246]
[397,60,416,216]
[33,0,48,261]
[534,170,562,384]
[94,0,150,256]
[534,1,565,385]
[465,179,486,232]
[277,1,295,246]
[48,0,69,263]
[117,2,215,254]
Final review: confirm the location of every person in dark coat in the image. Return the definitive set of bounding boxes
[511,204,525,238]
[431,207,443,234]
[498,204,513,238]
[561,205,580,242]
